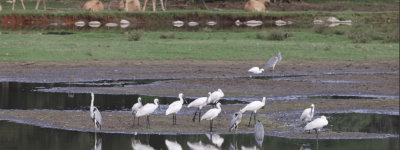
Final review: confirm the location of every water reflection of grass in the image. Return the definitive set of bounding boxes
[0,29,398,62]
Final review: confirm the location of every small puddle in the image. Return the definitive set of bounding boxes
[0,121,398,150]
[319,113,399,135]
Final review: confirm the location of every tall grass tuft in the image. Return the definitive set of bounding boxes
[347,30,371,43]
[333,27,346,35]
[314,24,328,34]
[160,32,175,39]
[384,28,399,43]
[256,33,265,39]
[266,30,284,41]
[128,29,144,41]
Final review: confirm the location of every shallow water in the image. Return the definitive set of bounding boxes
[320,113,399,135]
[0,121,398,150]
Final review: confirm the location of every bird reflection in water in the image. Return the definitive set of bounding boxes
[300,144,312,150]
[131,136,155,150]
[165,139,183,150]
[187,141,218,150]
[91,138,102,150]
[254,120,264,149]
[205,133,224,147]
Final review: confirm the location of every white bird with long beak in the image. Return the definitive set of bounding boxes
[187,92,211,122]
[300,104,315,124]
[241,97,266,127]
[208,89,224,107]
[166,93,187,125]
[201,103,224,132]
[136,98,159,129]
[304,116,328,139]
[131,97,143,125]
[248,67,264,74]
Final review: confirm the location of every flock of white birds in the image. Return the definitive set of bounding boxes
[89,51,329,147]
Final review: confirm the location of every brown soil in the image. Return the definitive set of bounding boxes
[0,60,398,98]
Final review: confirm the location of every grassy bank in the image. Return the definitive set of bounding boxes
[0,27,398,62]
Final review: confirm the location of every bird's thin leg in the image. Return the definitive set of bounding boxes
[210,119,213,132]
[254,113,256,125]
[137,117,140,126]
[248,112,254,127]
[192,108,199,122]
[146,116,149,129]
[199,110,201,122]
[134,115,136,125]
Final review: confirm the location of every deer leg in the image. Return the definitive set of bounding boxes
[152,0,155,11]
[35,0,41,10]
[142,0,148,11]
[43,0,46,10]
[12,0,15,10]
[20,0,25,10]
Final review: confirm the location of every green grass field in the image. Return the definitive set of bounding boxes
[0,27,398,62]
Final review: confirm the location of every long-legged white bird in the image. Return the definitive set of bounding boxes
[90,93,102,138]
[229,110,242,134]
[201,103,223,132]
[264,52,282,72]
[132,97,143,125]
[188,92,211,122]
[208,89,224,107]
[304,116,328,139]
[241,97,266,127]
[300,104,315,125]
[136,98,159,128]
[248,67,264,77]
[166,93,187,125]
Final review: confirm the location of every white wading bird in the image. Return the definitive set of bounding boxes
[304,116,328,139]
[187,141,218,150]
[248,67,264,74]
[166,93,187,125]
[229,110,243,134]
[90,93,102,138]
[165,139,183,150]
[254,120,264,148]
[201,103,224,132]
[300,104,315,125]
[264,52,282,72]
[136,98,159,128]
[132,97,143,125]
[241,97,266,127]
[187,92,212,122]
[208,89,224,107]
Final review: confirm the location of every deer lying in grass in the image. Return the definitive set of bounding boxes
[244,0,270,12]
[83,0,104,12]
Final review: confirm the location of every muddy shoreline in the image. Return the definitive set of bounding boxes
[0,60,398,138]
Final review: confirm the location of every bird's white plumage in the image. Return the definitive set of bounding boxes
[241,97,266,113]
[300,104,315,122]
[132,97,143,115]
[187,92,211,109]
[304,116,328,131]
[264,52,282,70]
[136,99,159,117]
[208,89,224,104]
[165,139,182,150]
[248,67,264,74]
[205,134,224,147]
[166,93,186,115]
[201,103,222,121]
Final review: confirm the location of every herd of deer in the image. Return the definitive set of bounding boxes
[0,0,285,12]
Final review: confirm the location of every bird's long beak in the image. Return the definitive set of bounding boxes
[221,106,227,114]
[183,95,188,103]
